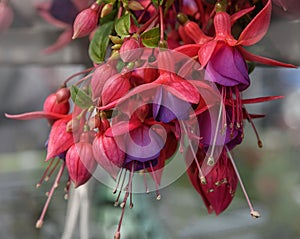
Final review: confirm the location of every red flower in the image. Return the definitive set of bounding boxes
[186,147,238,215]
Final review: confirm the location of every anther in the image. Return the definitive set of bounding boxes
[200,176,207,184]
[251,210,261,218]
[207,156,215,166]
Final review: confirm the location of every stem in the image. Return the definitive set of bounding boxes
[159,5,164,41]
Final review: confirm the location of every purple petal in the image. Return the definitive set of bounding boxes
[205,44,250,91]
[153,87,191,123]
[124,125,164,164]
[50,0,78,24]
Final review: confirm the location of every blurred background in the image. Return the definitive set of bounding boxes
[1,1,300,239]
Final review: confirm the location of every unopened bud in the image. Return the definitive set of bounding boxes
[56,88,70,104]
[72,3,100,39]
[109,35,123,44]
[120,38,142,63]
[101,3,113,18]
[128,1,144,11]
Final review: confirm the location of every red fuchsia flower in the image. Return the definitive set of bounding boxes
[177,0,295,74]
[92,116,125,180]
[72,2,101,39]
[66,130,97,187]
[186,147,238,215]
[0,1,14,33]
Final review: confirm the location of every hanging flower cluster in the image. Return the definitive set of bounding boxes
[6,0,296,238]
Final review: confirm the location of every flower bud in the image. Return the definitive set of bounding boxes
[47,117,75,161]
[66,133,97,187]
[101,3,113,18]
[72,3,100,39]
[101,74,131,106]
[128,1,144,11]
[56,88,70,104]
[91,64,117,99]
[43,93,70,115]
[93,133,125,180]
[0,2,13,33]
[120,38,142,63]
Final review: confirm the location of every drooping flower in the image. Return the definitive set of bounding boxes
[66,131,97,187]
[186,147,238,215]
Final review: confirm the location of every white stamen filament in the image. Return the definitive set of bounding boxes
[225,146,260,218]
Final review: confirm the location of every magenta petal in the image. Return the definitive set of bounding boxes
[125,125,164,163]
[153,86,191,123]
[205,44,250,90]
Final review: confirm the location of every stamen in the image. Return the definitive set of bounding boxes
[45,158,60,181]
[149,161,161,200]
[225,146,260,218]
[129,163,134,209]
[36,158,55,188]
[181,122,206,184]
[113,168,125,194]
[64,177,71,200]
[143,164,149,193]
[36,162,65,228]
[208,102,223,166]
[243,108,263,148]
[114,170,127,207]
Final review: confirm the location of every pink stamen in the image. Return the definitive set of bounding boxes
[36,162,65,228]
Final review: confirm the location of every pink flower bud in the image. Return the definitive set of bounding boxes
[0,2,13,32]
[91,64,117,99]
[120,38,142,62]
[66,132,97,187]
[72,3,100,39]
[93,133,125,180]
[101,74,131,106]
[47,117,75,161]
[43,93,70,115]
[56,88,70,104]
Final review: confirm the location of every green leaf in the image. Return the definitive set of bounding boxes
[88,21,114,64]
[141,27,160,48]
[70,85,93,109]
[115,14,131,37]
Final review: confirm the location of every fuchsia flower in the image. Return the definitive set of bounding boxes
[186,147,238,215]
[6,0,299,237]
[66,131,97,187]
